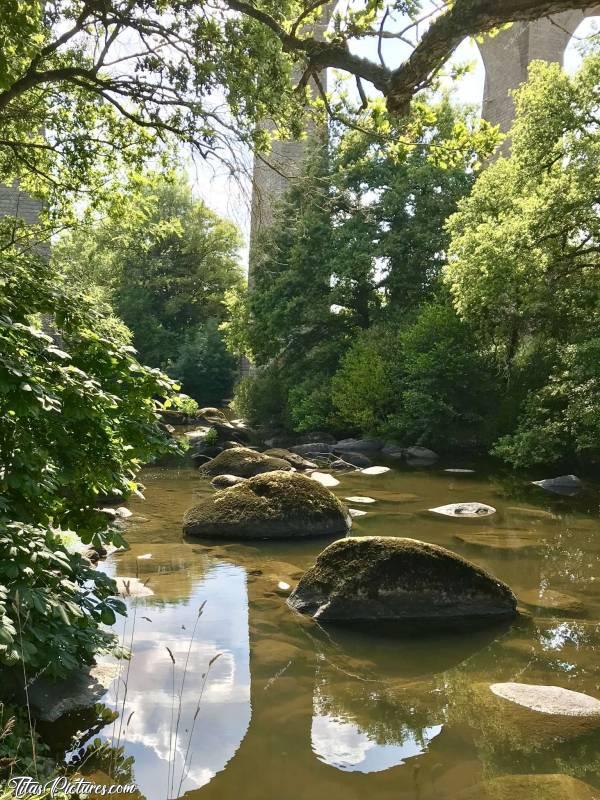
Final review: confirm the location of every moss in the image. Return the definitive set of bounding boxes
[288,536,517,624]
[198,446,292,477]
[183,470,351,539]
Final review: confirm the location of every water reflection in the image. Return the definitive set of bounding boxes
[95,558,251,798]
[60,458,600,800]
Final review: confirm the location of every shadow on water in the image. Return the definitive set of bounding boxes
[36,453,600,800]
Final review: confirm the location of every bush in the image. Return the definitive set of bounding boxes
[232,366,289,429]
[0,249,178,678]
[493,339,600,468]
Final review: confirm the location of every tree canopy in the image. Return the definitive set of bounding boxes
[1,0,596,210]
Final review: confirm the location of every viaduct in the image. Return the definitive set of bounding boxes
[248,5,600,273]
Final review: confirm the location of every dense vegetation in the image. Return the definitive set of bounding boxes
[55,172,244,404]
[235,53,600,468]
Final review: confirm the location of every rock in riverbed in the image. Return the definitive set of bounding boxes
[333,438,384,453]
[183,470,351,540]
[199,446,292,478]
[430,502,496,518]
[533,474,583,495]
[210,474,247,489]
[288,536,517,627]
[263,448,317,470]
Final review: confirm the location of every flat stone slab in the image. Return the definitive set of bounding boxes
[344,496,376,504]
[455,530,542,552]
[444,468,475,474]
[348,508,368,518]
[490,682,600,716]
[518,588,586,615]
[309,471,340,488]
[360,466,391,475]
[430,502,496,518]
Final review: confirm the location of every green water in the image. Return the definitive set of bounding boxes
[59,454,600,799]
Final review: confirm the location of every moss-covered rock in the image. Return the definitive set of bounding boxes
[263,448,317,470]
[287,536,517,627]
[198,447,292,478]
[210,474,246,489]
[198,407,228,421]
[183,470,351,539]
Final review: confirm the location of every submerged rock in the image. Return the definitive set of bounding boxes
[115,576,154,597]
[210,474,247,489]
[454,530,542,552]
[518,588,585,615]
[532,474,583,495]
[263,447,317,470]
[459,774,599,800]
[288,536,517,627]
[430,502,496,518]
[490,682,600,717]
[183,470,351,540]
[199,446,292,478]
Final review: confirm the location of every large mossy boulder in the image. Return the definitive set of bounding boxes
[198,446,292,478]
[287,536,517,628]
[183,470,352,539]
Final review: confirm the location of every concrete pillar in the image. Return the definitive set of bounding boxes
[478,8,600,134]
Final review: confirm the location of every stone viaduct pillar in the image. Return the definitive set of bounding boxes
[247,2,336,287]
[478,8,600,133]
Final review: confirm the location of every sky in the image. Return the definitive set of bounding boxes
[185,7,599,269]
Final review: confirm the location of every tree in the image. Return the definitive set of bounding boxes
[0,0,594,211]
[445,54,600,466]
[238,97,494,433]
[54,171,243,403]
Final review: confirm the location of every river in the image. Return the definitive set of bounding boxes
[50,449,600,799]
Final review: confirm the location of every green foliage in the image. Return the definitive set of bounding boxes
[332,303,498,447]
[0,701,54,779]
[0,247,177,677]
[169,394,200,417]
[493,340,600,468]
[232,367,289,430]
[54,171,243,404]
[446,54,600,466]
[241,98,494,439]
[172,319,238,406]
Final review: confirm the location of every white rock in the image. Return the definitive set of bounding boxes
[360,466,391,476]
[348,508,368,518]
[310,471,340,488]
[344,496,376,504]
[444,468,475,474]
[115,506,133,519]
[490,682,600,716]
[136,553,153,560]
[430,502,495,518]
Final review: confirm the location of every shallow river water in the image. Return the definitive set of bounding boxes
[61,451,600,799]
